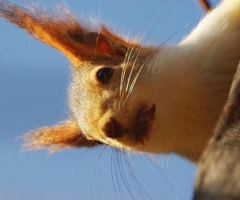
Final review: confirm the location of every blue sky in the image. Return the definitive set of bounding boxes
[0,0,219,200]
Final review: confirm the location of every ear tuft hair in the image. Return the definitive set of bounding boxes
[23,120,98,153]
[0,1,141,66]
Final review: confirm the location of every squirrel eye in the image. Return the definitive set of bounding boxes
[97,68,113,84]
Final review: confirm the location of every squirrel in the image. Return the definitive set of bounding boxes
[0,0,239,162]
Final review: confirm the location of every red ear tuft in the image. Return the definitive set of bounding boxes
[23,120,98,153]
[0,2,141,65]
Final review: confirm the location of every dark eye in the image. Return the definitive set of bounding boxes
[97,68,113,84]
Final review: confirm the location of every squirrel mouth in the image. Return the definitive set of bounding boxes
[134,104,156,145]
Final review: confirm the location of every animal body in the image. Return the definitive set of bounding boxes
[0,0,240,163]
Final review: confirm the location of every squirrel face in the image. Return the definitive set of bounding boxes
[0,1,158,152]
[69,48,158,151]
[1,0,240,161]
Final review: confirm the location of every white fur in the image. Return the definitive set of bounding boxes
[129,0,240,160]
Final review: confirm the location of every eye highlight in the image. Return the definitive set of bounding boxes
[97,68,113,84]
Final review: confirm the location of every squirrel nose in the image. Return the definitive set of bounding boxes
[102,118,122,138]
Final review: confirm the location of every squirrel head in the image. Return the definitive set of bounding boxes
[0,1,157,151]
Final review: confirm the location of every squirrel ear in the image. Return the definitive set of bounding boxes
[23,120,98,153]
[0,2,139,65]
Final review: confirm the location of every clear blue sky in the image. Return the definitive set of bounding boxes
[0,0,219,200]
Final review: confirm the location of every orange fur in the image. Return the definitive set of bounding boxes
[0,1,140,66]
[3,0,232,161]
[0,1,153,152]
[23,120,98,152]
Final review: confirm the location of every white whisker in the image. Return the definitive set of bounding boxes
[120,46,135,96]
[125,48,140,94]
[127,64,144,98]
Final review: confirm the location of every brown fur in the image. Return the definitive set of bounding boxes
[0,1,142,66]
[23,120,98,152]
[0,0,147,150]
[0,0,222,160]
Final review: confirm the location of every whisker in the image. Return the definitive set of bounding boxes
[160,23,190,46]
[144,154,178,194]
[123,152,151,200]
[149,52,159,72]
[97,145,110,198]
[111,148,120,200]
[91,145,107,199]
[118,150,136,200]
[137,0,164,36]
[114,149,124,200]
[144,0,179,44]
[120,46,135,96]
[75,146,92,161]
[127,63,144,99]
[132,154,171,200]
[125,48,141,94]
